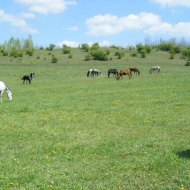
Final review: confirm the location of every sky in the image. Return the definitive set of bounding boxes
[0,0,190,48]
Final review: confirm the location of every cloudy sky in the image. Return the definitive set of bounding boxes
[0,0,190,47]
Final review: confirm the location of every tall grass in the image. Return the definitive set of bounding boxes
[0,48,189,189]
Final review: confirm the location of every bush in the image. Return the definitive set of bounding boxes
[2,50,8,56]
[140,49,147,58]
[115,51,125,59]
[130,52,137,57]
[136,44,144,52]
[62,44,70,54]
[26,49,34,56]
[91,50,108,61]
[91,43,100,51]
[144,45,152,53]
[185,61,190,66]
[81,44,90,52]
[170,49,175,59]
[85,54,92,61]
[52,55,58,63]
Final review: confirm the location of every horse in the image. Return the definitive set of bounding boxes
[30,72,35,80]
[87,69,103,77]
[108,69,118,78]
[116,70,131,80]
[0,81,12,103]
[149,66,160,74]
[21,75,31,84]
[129,67,140,76]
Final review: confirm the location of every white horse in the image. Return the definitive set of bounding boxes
[87,69,103,77]
[149,66,160,74]
[0,81,12,103]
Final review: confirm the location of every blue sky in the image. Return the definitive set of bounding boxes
[0,0,190,47]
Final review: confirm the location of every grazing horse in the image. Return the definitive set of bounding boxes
[129,67,140,76]
[0,81,12,103]
[21,75,31,84]
[87,69,103,77]
[108,69,118,78]
[149,66,160,74]
[117,70,131,80]
[30,72,35,80]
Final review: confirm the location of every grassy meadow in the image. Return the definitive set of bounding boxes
[0,48,190,189]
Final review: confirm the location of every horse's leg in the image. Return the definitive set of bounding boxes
[0,91,2,102]
[128,73,130,79]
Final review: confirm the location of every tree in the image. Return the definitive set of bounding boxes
[81,43,90,52]
[47,44,55,51]
[62,44,70,54]
[91,50,108,61]
[91,43,100,51]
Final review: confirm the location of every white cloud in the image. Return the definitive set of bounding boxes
[145,22,190,37]
[0,9,38,33]
[86,12,190,38]
[14,0,77,14]
[57,40,80,48]
[85,13,161,36]
[99,40,112,47]
[150,0,190,7]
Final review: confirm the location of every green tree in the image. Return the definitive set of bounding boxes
[62,44,70,54]
[81,43,90,52]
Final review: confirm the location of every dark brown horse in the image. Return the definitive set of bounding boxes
[129,67,140,76]
[117,70,131,80]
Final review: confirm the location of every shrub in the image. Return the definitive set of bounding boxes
[91,43,100,51]
[62,44,70,54]
[47,44,55,51]
[91,50,108,61]
[85,54,92,61]
[115,51,125,59]
[185,61,190,66]
[81,44,90,52]
[26,49,34,56]
[131,52,137,57]
[170,49,175,59]
[52,55,58,63]
[136,44,144,52]
[144,45,152,53]
[140,49,147,58]
[106,50,110,55]
[2,50,8,56]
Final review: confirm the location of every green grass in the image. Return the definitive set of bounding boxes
[0,48,190,189]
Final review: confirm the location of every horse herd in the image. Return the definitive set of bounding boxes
[0,66,160,103]
[87,66,160,80]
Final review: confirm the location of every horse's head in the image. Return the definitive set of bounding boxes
[116,74,120,80]
[7,91,12,100]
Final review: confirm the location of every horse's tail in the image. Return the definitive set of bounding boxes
[108,70,110,78]
[87,71,90,77]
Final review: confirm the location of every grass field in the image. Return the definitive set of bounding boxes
[0,48,190,189]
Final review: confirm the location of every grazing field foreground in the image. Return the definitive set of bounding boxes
[0,48,190,189]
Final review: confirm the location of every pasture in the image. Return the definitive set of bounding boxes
[0,48,190,189]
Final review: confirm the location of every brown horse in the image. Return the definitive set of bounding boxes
[117,70,131,80]
[129,67,140,76]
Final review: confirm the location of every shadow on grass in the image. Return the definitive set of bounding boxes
[177,149,190,159]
